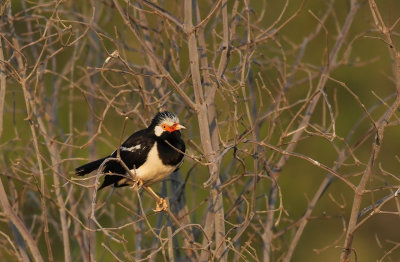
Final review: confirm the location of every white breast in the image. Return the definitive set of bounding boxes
[130,142,176,185]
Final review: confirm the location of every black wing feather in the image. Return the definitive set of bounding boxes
[99,129,154,188]
[76,128,155,189]
[104,129,153,173]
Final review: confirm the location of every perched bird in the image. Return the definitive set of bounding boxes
[76,111,186,211]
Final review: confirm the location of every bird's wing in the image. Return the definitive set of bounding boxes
[105,129,153,173]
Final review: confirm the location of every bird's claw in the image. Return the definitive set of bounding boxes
[130,178,144,191]
[154,198,168,212]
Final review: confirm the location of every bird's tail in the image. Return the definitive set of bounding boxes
[75,157,108,176]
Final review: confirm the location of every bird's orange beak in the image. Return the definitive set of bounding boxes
[175,124,186,130]
[167,123,185,132]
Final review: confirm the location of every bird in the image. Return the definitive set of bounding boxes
[75,111,186,211]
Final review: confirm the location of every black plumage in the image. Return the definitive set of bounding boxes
[76,111,186,190]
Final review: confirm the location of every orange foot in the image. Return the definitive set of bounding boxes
[154,198,168,212]
[130,178,144,191]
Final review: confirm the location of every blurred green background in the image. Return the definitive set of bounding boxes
[1,0,400,261]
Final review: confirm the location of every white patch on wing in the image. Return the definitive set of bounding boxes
[120,144,141,152]
[130,142,176,184]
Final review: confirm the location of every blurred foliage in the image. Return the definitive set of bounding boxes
[1,0,400,261]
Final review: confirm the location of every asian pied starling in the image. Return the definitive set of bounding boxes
[75,111,186,211]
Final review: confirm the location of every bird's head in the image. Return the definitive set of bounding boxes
[151,111,185,138]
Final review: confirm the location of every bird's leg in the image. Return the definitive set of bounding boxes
[144,185,168,212]
[130,177,143,191]
[127,166,143,190]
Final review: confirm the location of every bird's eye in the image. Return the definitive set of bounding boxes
[162,124,167,129]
